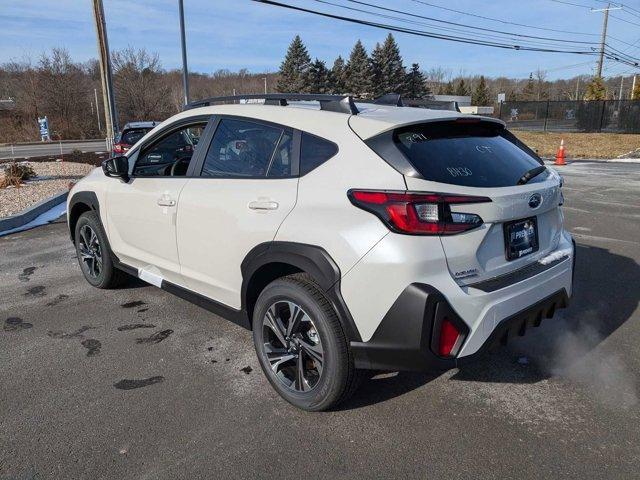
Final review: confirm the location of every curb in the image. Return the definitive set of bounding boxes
[542,157,631,163]
[0,191,68,232]
[0,139,105,147]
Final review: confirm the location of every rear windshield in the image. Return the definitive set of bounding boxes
[391,121,547,188]
[121,128,152,145]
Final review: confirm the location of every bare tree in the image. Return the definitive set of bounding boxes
[111,47,174,125]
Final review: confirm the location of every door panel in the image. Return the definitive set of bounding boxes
[177,178,298,308]
[106,178,188,284]
[104,120,210,285]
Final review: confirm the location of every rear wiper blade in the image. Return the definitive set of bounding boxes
[517,165,547,185]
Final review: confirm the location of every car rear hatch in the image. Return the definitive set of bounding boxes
[361,117,565,286]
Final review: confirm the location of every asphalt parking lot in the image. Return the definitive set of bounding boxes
[1,161,639,479]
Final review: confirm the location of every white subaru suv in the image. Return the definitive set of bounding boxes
[68,94,575,411]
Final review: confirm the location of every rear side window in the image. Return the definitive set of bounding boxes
[300,132,338,175]
[121,128,151,145]
[391,121,547,187]
[202,119,284,178]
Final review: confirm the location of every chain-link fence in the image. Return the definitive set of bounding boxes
[496,100,640,133]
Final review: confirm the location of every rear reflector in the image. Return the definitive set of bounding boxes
[438,318,461,357]
[348,190,490,235]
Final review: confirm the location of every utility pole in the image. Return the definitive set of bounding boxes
[632,75,637,100]
[92,0,118,146]
[575,76,580,100]
[618,76,624,107]
[263,77,267,94]
[591,3,622,78]
[178,0,190,106]
[94,88,102,133]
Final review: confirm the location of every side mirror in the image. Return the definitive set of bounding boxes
[102,156,130,181]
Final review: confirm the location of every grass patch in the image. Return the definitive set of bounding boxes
[512,131,640,159]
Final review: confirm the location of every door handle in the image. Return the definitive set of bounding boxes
[248,200,279,211]
[157,196,176,207]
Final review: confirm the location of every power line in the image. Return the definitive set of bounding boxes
[592,0,640,19]
[610,13,640,27]
[548,0,640,26]
[407,0,639,50]
[347,0,598,45]
[548,0,593,8]
[252,0,640,68]
[316,0,598,50]
[404,0,599,36]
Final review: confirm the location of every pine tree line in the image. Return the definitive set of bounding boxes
[276,34,432,99]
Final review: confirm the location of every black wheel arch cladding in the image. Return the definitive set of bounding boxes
[241,242,363,342]
[68,191,100,242]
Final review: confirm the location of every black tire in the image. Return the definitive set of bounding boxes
[252,273,362,411]
[74,211,128,289]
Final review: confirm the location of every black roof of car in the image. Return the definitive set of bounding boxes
[122,121,159,131]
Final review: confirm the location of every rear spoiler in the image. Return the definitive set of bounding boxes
[356,94,461,112]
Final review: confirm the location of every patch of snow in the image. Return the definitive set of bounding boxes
[0,201,66,237]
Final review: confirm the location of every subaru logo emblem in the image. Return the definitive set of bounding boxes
[528,193,542,209]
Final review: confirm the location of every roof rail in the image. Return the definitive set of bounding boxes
[184,93,359,115]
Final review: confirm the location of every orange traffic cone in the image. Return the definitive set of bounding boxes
[555,139,566,166]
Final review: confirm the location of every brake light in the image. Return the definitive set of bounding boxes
[348,190,490,235]
[438,318,461,357]
[113,143,130,154]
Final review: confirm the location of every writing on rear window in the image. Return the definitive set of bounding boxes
[447,167,473,177]
[402,132,428,143]
[392,121,548,188]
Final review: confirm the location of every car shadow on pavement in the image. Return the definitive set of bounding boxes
[339,243,640,410]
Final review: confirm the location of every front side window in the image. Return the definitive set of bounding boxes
[202,119,286,178]
[133,123,206,177]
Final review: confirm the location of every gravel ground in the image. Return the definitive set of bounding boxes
[0,161,93,218]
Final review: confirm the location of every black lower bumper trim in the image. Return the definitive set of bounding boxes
[350,284,461,372]
[465,256,569,293]
[351,283,570,372]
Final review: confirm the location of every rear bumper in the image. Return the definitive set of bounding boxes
[351,284,570,372]
[349,234,575,372]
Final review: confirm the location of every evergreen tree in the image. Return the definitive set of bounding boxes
[345,40,372,97]
[370,34,406,97]
[472,75,491,106]
[521,73,536,100]
[276,35,311,93]
[438,81,455,95]
[584,76,606,100]
[454,78,469,96]
[330,55,347,94]
[404,63,430,98]
[370,42,384,97]
[305,58,330,94]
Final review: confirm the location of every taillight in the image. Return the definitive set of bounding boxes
[348,190,491,235]
[438,318,462,357]
[113,143,129,154]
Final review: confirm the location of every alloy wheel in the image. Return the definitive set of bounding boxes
[78,224,102,279]
[262,300,324,392]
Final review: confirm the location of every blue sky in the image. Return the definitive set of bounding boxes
[1,0,639,79]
